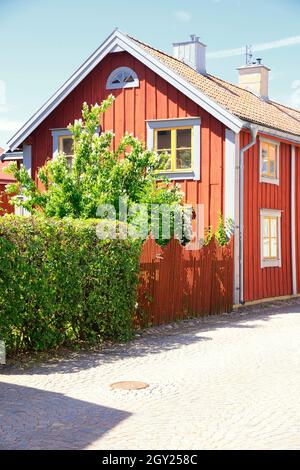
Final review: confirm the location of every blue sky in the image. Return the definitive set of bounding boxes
[0,0,300,149]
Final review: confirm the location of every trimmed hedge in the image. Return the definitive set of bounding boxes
[0,216,142,353]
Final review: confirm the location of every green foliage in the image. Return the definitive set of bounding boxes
[203,225,213,246]
[215,213,234,246]
[0,216,142,353]
[5,96,183,221]
[204,213,233,247]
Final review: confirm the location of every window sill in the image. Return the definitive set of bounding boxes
[260,176,279,186]
[261,259,282,268]
[156,170,198,181]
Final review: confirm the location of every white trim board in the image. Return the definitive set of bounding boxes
[7,29,243,151]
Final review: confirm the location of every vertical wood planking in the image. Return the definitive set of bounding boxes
[138,237,234,326]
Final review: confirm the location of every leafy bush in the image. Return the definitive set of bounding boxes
[0,216,142,353]
[5,96,183,220]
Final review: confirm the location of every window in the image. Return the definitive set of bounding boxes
[155,127,193,171]
[106,67,139,90]
[51,129,73,166]
[260,209,282,268]
[58,135,74,167]
[147,118,201,180]
[260,138,280,184]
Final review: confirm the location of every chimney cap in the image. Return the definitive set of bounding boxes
[237,63,271,72]
[173,38,207,47]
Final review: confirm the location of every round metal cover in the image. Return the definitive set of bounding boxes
[110,381,149,390]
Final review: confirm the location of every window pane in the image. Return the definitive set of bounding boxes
[157,130,171,150]
[176,149,192,169]
[112,72,122,84]
[62,138,73,156]
[270,218,277,237]
[271,238,277,258]
[263,218,270,237]
[176,128,191,149]
[262,160,268,175]
[263,238,270,258]
[124,75,134,83]
[269,160,275,176]
[269,144,276,161]
[158,150,171,170]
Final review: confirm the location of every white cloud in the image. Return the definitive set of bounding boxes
[0,119,23,132]
[208,35,300,59]
[290,80,300,109]
[174,10,191,22]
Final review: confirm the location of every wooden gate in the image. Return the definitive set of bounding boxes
[138,236,233,326]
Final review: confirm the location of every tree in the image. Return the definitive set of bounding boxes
[5,96,184,222]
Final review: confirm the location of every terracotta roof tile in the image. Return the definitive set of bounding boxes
[130,36,300,137]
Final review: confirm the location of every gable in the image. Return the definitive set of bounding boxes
[7,30,243,151]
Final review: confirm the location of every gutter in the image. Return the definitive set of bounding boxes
[239,123,258,304]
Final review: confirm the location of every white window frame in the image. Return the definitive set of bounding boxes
[146,117,201,180]
[260,209,282,268]
[106,66,139,90]
[259,137,280,185]
[51,128,73,160]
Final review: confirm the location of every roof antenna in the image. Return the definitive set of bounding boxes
[245,45,253,65]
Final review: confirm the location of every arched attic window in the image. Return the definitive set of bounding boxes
[106,67,139,90]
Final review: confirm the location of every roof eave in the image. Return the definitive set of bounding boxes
[240,120,300,145]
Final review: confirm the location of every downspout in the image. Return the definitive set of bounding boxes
[239,123,258,304]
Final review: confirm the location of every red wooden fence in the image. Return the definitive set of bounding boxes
[138,236,233,326]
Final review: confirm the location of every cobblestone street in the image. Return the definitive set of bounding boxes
[1,299,300,450]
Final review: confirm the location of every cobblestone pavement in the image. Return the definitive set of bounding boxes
[1,299,300,450]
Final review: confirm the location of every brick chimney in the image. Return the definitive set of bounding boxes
[173,35,206,74]
[237,59,270,100]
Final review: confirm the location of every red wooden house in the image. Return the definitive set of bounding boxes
[2,29,300,305]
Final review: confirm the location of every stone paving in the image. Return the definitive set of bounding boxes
[1,299,300,450]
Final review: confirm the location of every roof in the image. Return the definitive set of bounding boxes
[131,36,300,139]
[6,30,300,150]
[5,30,244,150]
[0,147,15,183]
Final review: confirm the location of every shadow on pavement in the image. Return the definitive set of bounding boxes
[2,298,300,376]
[0,381,130,450]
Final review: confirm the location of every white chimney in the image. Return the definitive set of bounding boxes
[173,35,206,74]
[237,59,270,100]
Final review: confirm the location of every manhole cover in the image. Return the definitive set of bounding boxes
[110,381,149,391]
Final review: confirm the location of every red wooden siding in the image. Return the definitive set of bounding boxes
[29,51,225,230]
[295,145,300,293]
[242,130,292,302]
[138,236,233,326]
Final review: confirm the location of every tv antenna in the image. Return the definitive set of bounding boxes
[246,45,253,65]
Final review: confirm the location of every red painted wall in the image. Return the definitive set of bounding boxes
[28,51,225,230]
[242,130,292,302]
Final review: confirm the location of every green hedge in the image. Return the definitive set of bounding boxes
[0,216,142,353]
